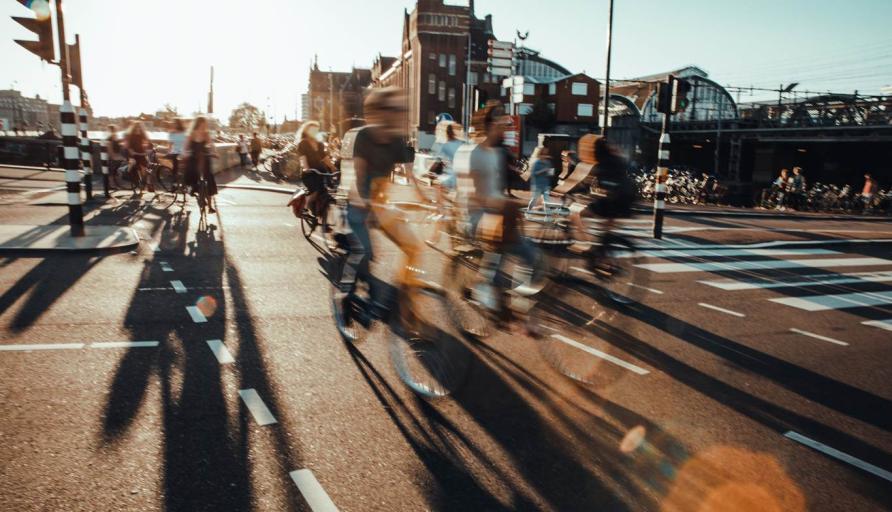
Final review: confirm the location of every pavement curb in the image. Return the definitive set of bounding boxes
[631,204,892,222]
[0,225,140,253]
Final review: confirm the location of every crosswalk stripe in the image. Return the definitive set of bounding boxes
[637,257,892,274]
[624,248,838,259]
[769,291,892,311]
[862,319,892,331]
[699,271,892,291]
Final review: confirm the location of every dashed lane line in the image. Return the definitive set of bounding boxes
[171,280,187,294]
[698,302,746,318]
[238,389,277,426]
[0,341,158,352]
[548,333,650,375]
[862,319,892,331]
[137,285,230,292]
[289,469,339,512]
[206,339,235,364]
[186,306,208,323]
[785,431,892,483]
[789,328,848,347]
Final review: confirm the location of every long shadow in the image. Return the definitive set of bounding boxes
[101,208,305,511]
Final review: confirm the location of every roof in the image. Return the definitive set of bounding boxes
[629,65,709,82]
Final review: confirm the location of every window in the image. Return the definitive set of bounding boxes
[428,110,436,124]
[572,82,588,96]
[429,52,436,60]
[548,83,556,95]
[448,88,456,108]
[548,103,556,112]
[428,73,436,95]
[577,103,594,116]
[523,83,535,96]
[448,55,456,76]
[469,72,478,85]
[438,81,446,101]
[439,54,446,67]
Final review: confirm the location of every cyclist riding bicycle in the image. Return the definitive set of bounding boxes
[337,88,425,324]
[297,120,336,220]
[569,134,636,262]
[182,116,219,213]
[124,121,154,193]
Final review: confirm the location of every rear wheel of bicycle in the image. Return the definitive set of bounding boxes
[156,165,175,192]
[300,211,318,241]
[389,286,471,398]
[594,235,649,309]
[444,247,491,339]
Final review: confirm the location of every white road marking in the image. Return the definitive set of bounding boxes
[785,431,892,483]
[137,285,229,292]
[635,238,892,251]
[186,306,208,323]
[238,389,277,426]
[698,302,746,317]
[289,469,339,512]
[159,261,174,272]
[699,270,892,291]
[170,280,187,294]
[637,257,892,274]
[862,319,892,331]
[549,333,649,375]
[769,291,892,311]
[624,248,838,259]
[90,341,159,349]
[206,339,235,364]
[0,343,85,351]
[628,282,664,295]
[789,328,848,347]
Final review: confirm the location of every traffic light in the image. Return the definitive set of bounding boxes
[475,88,489,110]
[68,39,82,88]
[672,77,692,113]
[12,0,55,63]
[655,81,672,114]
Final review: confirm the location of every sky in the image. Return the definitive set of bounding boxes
[1,0,890,120]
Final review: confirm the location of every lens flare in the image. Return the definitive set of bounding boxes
[620,425,647,454]
[196,295,218,318]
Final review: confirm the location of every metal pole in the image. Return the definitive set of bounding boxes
[652,110,670,239]
[100,147,110,197]
[601,0,614,138]
[76,33,91,200]
[714,94,722,177]
[56,0,84,236]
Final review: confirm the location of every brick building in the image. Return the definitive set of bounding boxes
[307,59,372,135]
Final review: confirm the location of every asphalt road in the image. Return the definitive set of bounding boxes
[1,170,891,511]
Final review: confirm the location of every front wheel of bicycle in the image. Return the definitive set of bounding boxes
[156,165,175,192]
[389,286,471,398]
[328,248,373,345]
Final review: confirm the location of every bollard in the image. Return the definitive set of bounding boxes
[61,101,85,236]
[100,149,110,197]
[652,132,670,239]
[79,108,92,200]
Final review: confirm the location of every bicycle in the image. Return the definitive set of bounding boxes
[289,168,342,251]
[326,199,471,399]
[196,168,216,231]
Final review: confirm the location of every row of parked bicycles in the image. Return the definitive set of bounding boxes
[632,168,730,206]
[759,183,891,214]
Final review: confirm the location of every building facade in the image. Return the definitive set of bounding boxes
[307,61,372,136]
[0,89,58,132]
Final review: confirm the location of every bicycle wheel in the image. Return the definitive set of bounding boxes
[444,246,492,339]
[300,212,318,240]
[389,286,471,398]
[593,235,648,305]
[156,165,175,192]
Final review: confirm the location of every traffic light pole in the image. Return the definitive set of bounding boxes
[55,0,84,236]
[76,34,92,201]
[652,110,670,239]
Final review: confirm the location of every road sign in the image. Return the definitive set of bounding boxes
[490,40,513,50]
[488,48,513,59]
[488,57,513,69]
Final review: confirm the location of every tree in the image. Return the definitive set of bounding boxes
[228,102,265,131]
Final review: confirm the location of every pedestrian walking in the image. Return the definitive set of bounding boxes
[106,125,125,189]
[862,172,878,209]
[250,131,262,169]
[183,116,219,213]
[791,166,806,210]
[237,134,250,169]
[773,168,790,210]
[527,146,554,216]
[168,118,186,183]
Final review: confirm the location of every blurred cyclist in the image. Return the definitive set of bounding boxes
[339,88,425,321]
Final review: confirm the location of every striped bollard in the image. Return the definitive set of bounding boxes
[100,148,110,197]
[61,101,85,236]
[652,132,670,239]
[79,108,93,200]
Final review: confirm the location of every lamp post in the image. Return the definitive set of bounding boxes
[601,0,615,138]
